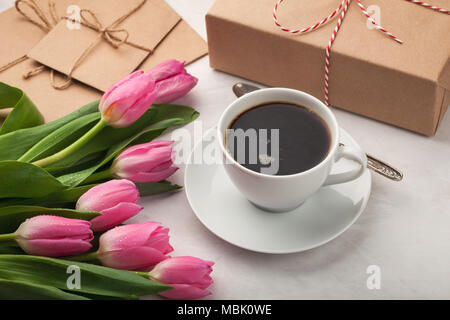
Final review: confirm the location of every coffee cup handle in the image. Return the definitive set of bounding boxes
[323,144,368,186]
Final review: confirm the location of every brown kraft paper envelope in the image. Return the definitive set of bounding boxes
[0,0,98,123]
[0,0,73,68]
[206,0,450,136]
[0,58,101,123]
[139,20,208,70]
[0,0,208,122]
[28,0,181,92]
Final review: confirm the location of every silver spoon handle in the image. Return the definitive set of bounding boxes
[232,83,403,182]
[366,155,403,181]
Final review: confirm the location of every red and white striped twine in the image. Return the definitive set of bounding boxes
[324,0,351,106]
[273,0,347,34]
[355,0,403,44]
[405,0,450,14]
[273,0,449,106]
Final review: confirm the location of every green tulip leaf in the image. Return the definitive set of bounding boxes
[0,246,24,254]
[0,255,171,299]
[0,161,68,199]
[0,100,99,161]
[130,103,200,145]
[0,205,100,234]
[0,82,44,135]
[45,108,158,170]
[0,185,94,208]
[46,151,106,176]
[137,181,182,196]
[19,112,101,163]
[0,279,90,300]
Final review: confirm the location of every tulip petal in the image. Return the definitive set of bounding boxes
[151,160,174,172]
[99,221,162,252]
[101,73,156,127]
[76,180,139,212]
[100,71,144,113]
[102,73,154,115]
[145,227,174,255]
[118,141,174,158]
[153,74,198,104]
[116,146,174,175]
[126,166,178,183]
[17,238,92,258]
[99,246,169,270]
[151,260,213,288]
[148,60,186,82]
[15,216,93,241]
[111,88,157,128]
[158,284,211,300]
[90,203,144,232]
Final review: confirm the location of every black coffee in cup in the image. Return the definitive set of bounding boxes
[226,102,331,175]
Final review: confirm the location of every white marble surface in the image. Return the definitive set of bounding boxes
[2,0,450,299]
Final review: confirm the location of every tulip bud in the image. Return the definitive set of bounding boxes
[147,60,198,104]
[76,179,143,232]
[148,60,187,81]
[153,74,199,105]
[98,221,173,270]
[111,141,178,183]
[15,216,93,257]
[99,71,156,128]
[149,256,214,299]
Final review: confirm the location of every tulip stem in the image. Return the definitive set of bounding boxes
[0,233,16,245]
[64,251,99,262]
[30,119,108,168]
[83,168,113,184]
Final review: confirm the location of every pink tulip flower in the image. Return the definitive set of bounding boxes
[148,60,187,81]
[111,141,178,183]
[97,221,173,270]
[148,60,198,104]
[149,256,214,300]
[99,70,157,128]
[15,215,93,257]
[76,179,143,232]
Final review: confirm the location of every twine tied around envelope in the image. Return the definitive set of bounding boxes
[0,0,59,77]
[55,0,153,89]
[273,0,450,106]
[0,0,153,90]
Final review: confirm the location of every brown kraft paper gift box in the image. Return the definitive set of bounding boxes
[206,0,450,136]
[0,0,207,122]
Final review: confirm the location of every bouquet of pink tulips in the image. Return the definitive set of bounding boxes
[0,60,214,300]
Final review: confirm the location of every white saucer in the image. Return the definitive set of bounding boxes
[185,128,371,254]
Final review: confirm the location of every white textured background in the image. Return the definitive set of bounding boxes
[1,0,450,299]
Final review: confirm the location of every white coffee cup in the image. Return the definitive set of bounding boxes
[217,88,367,212]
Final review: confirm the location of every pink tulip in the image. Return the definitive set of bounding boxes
[15,216,93,257]
[111,141,178,183]
[76,179,143,232]
[99,70,157,128]
[149,256,214,300]
[97,221,173,270]
[148,60,187,81]
[148,60,198,104]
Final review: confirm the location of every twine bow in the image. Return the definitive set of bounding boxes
[273,0,450,106]
[56,0,152,90]
[0,0,152,90]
